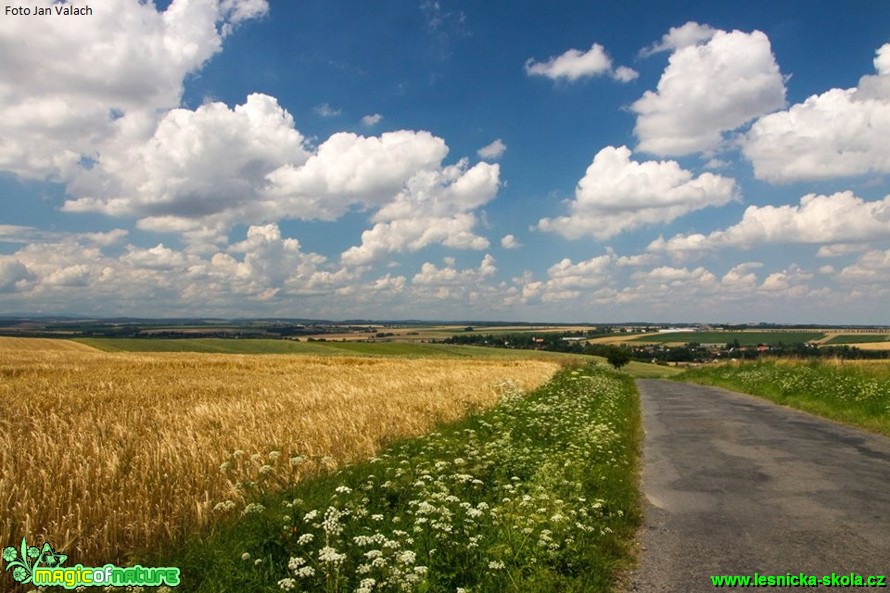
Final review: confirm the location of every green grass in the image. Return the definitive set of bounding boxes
[678,360,890,436]
[824,334,889,345]
[71,338,584,362]
[150,363,641,593]
[631,331,824,345]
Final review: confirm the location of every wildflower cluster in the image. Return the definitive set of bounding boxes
[227,363,639,592]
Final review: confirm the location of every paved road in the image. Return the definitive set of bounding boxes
[630,380,890,592]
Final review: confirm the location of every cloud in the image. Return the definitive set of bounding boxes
[341,160,500,265]
[62,94,497,258]
[537,146,738,240]
[640,21,716,57]
[612,66,640,83]
[361,113,383,127]
[840,249,890,283]
[0,256,35,292]
[742,43,890,182]
[517,255,613,303]
[266,129,450,220]
[721,262,763,291]
[0,225,129,247]
[525,43,637,83]
[631,265,718,288]
[65,94,309,231]
[500,234,521,249]
[412,255,496,286]
[816,243,870,258]
[632,26,785,156]
[0,0,268,181]
[2,223,350,312]
[314,103,342,117]
[648,191,890,254]
[477,139,507,160]
[759,265,813,295]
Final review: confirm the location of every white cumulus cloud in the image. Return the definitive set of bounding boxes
[0,0,268,181]
[640,21,717,56]
[648,191,890,254]
[537,146,738,240]
[517,255,613,304]
[743,43,890,182]
[500,234,521,249]
[633,25,786,156]
[341,160,500,266]
[361,113,383,127]
[525,43,637,83]
[314,103,341,117]
[477,139,507,160]
[65,94,309,228]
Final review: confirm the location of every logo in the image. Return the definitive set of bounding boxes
[2,537,180,589]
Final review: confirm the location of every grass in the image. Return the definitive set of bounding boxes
[678,359,890,436]
[154,363,641,593]
[631,331,824,345]
[0,341,562,569]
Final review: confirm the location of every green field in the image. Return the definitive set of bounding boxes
[679,360,890,435]
[154,363,641,593]
[824,334,890,345]
[632,331,824,345]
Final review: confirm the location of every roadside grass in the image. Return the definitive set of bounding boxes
[678,359,890,436]
[154,363,642,593]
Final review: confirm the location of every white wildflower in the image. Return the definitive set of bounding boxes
[318,546,346,565]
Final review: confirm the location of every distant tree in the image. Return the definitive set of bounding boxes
[606,347,632,370]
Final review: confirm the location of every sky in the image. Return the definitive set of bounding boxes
[1,0,889,324]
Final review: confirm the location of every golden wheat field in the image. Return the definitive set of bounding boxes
[0,338,561,565]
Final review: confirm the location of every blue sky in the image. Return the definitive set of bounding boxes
[1,0,889,323]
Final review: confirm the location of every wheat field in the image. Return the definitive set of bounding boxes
[0,338,561,565]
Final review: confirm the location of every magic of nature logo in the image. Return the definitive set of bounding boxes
[2,537,180,589]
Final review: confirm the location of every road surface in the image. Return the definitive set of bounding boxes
[630,380,890,592]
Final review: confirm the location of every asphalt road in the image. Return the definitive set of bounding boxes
[629,380,890,592]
